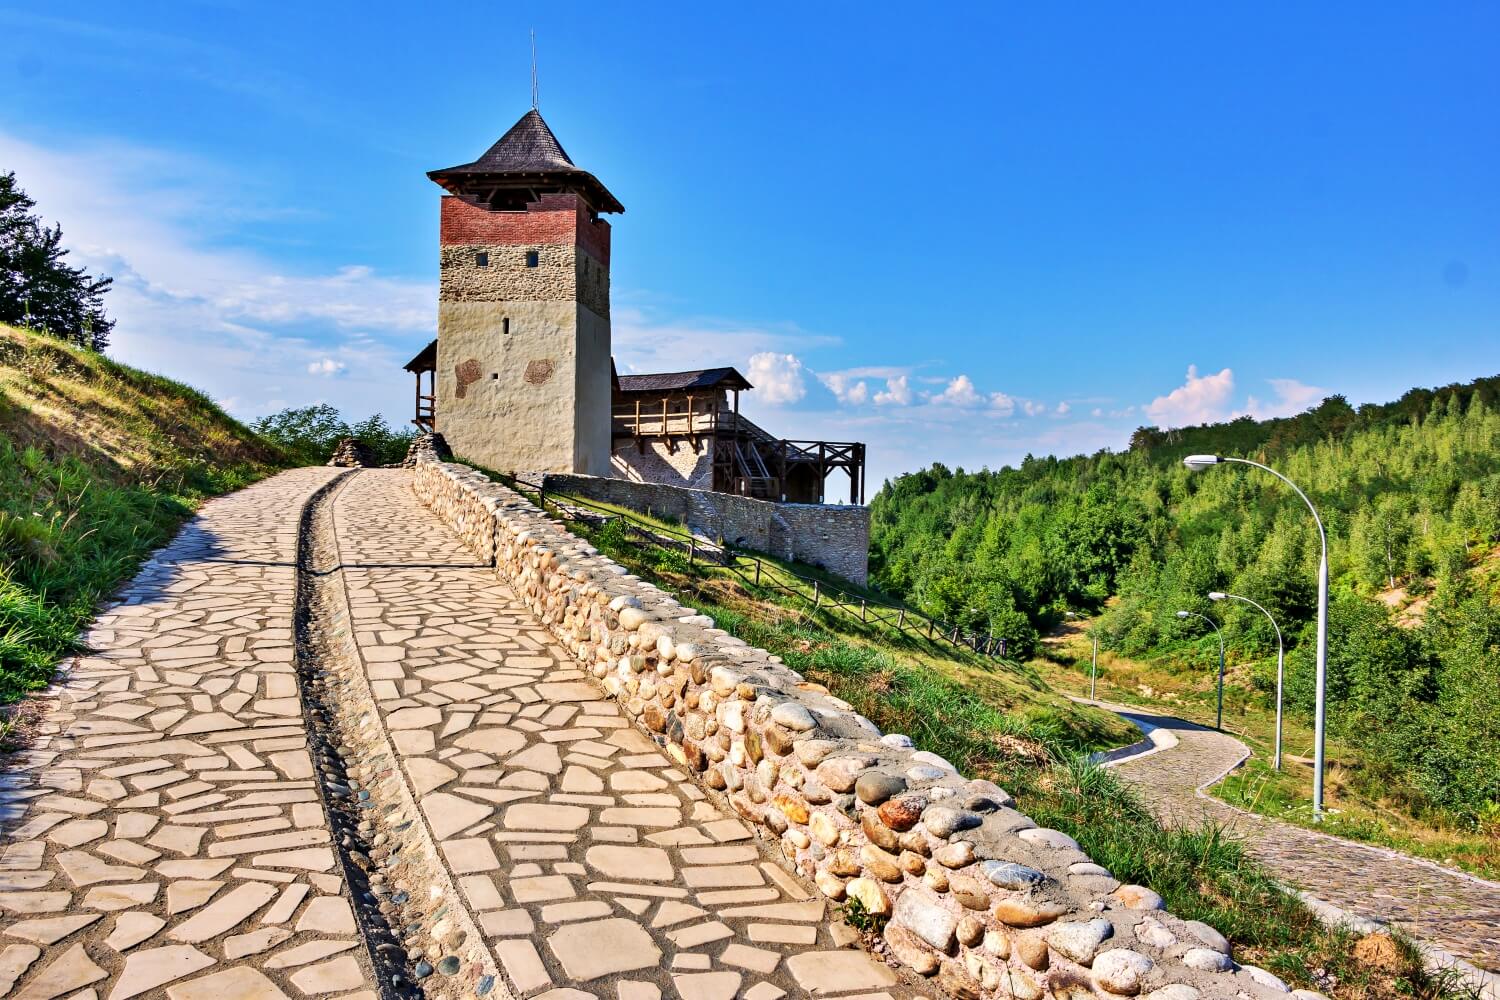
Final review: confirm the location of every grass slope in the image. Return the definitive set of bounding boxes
[496,478,1472,1000]
[0,323,284,704]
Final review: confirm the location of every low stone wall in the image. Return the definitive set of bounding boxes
[537,471,871,586]
[411,458,1306,1000]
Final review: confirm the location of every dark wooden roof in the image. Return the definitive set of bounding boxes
[428,109,624,214]
[403,339,437,373]
[616,367,753,394]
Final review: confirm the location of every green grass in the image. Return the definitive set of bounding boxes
[1,323,284,705]
[507,480,1475,1000]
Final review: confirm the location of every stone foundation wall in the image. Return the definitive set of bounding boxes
[411,458,1301,1000]
[538,472,870,586]
[610,440,716,491]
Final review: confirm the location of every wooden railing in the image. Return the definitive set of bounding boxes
[612,401,737,440]
[415,394,435,433]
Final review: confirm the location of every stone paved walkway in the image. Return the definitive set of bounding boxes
[329,469,914,1000]
[0,467,923,1000]
[1094,703,1500,982]
[0,467,368,1000]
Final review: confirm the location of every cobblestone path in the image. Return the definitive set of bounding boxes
[0,467,364,1000]
[1097,704,1500,981]
[328,469,913,1000]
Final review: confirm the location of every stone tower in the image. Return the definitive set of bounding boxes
[427,109,623,475]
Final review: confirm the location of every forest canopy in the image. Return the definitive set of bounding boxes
[869,376,1500,826]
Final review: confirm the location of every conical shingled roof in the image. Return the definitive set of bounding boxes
[467,109,576,173]
[428,109,623,214]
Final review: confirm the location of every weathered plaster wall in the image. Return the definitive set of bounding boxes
[574,307,612,476]
[435,192,612,477]
[409,456,1305,1000]
[539,472,870,586]
[436,300,578,474]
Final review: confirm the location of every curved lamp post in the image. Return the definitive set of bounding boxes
[1065,612,1100,700]
[1209,591,1285,770]
[1175,609,1225,730]
[1185,454,1327,819]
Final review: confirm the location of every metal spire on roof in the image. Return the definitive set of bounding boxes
[530,30,539,109]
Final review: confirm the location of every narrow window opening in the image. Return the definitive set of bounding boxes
[502,318,511,336]
[525,250,540,268]
[475,251,489,267]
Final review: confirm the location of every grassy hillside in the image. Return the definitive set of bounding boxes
[869,379,1500,854]
[498,471,1467,1000]
[0,323,285,705]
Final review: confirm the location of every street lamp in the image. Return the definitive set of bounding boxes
[1176,609,1225,730]
[1065,612,1100,699]
[1185,454,1328,819]
[1209,591,1286,770]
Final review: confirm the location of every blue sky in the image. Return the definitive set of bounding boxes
[3,3,1497,488]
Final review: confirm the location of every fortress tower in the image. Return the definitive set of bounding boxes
[426,109,623,475]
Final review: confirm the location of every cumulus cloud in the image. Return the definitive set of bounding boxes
[1055,401,1071,416]
[747,352,808,405]
[1244,378,1326,419]
[932,374,983,407]
[0,128,433,423]
[1022,399,1047,416]
[613,307,830,377]
[820,372,869,406]
[989,392,1016,417]
[874,375,913,406]
[1146,365,1236,427]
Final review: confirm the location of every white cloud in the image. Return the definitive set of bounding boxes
[824,365,912,381]
[0,129,434,424]
[746,352,807,405]
[1055,401,1071,416]
[874,375,913,407]
[1022,399,1047,416]
[1243,378,1326,419]
[989,392,1016,417]
[932,374,983,407]
[612,307,821,376]
[820,372,869,406]
[1145,365,1236,427]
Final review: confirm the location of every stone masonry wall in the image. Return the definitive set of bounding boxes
[439,242,610,318]
[411,457,1307,1000]
[539,472,870,586]
[611,439,716,491]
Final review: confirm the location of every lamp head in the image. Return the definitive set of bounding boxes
[1183,454,1222,471]
[1175,610,1191,619]
[1208,591,1227,601]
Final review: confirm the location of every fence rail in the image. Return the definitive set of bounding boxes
[502,476,1008,660]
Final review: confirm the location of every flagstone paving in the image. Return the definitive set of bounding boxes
[328,469,917,1000]
[0,464,928,1000]
[0,467,369,1000]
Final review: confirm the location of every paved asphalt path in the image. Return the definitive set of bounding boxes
[1084,700,1499,992]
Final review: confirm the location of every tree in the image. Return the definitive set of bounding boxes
[1351,495,1414,590]
[252,404,349,464]
[251,405,415,466]
[0,171,113,350]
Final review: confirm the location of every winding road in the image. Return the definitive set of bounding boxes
[1086,701,1500,996]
